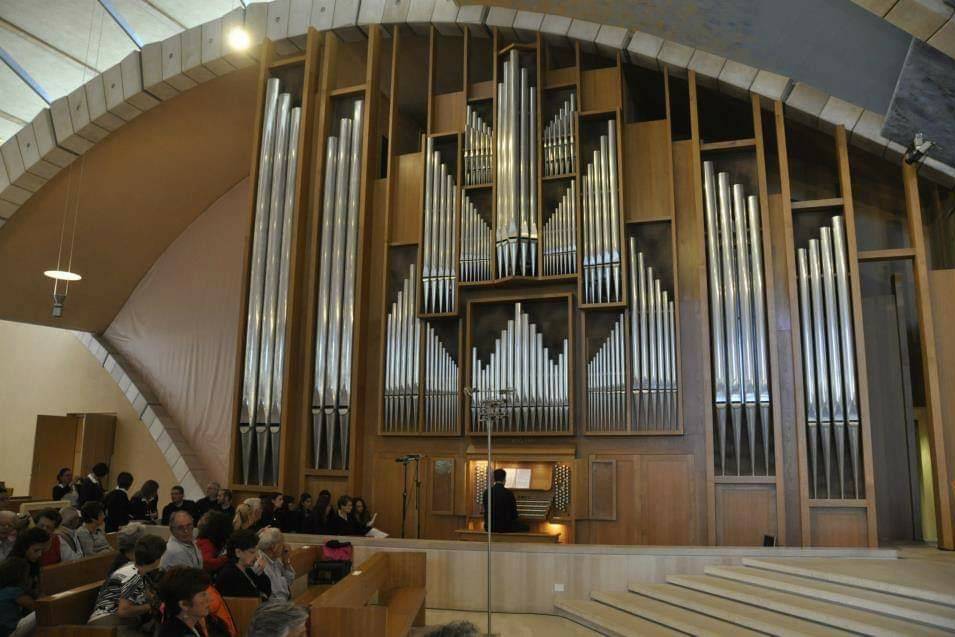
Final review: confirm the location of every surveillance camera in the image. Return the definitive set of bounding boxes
[904,132,935,165]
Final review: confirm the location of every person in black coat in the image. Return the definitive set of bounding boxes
[76,463,109,506]
[482,468,529,533]
[103,472,134,532]
[325,496,375,536]
[194,481,221,520]
[301,490,332,534]
[130,480,160,523]
[51,468,78,504]
[214,530,271,600]
[161,486,198,525]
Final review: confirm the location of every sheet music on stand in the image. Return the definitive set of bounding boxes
[503,467,531,489]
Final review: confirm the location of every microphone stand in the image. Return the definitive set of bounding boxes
[400,459,409,539]
[413,456,422,539]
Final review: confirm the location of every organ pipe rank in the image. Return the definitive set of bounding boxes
[460,193,493,282]
[581,120,622,304]
[542,182,577,276]
[383,263,420,433]
[702,161,772,476]
[421,137,458,314]
[464,106,492,186]
[543,93,576,177]
[239,78,301,486]
[312,98,365,471]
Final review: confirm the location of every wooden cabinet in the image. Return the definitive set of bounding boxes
[30,413,116,500]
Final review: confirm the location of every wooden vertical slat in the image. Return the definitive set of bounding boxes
[901,160,955,550]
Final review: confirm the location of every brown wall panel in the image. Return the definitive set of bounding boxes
[716,484,777,546]
[930,269,955,524]
[810,507,868,547]
[623,120,673,223]
[391,153,424,245]
[580,68,619,113]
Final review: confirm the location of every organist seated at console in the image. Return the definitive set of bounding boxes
[481,469,529,533]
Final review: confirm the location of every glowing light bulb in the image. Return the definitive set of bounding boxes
[227,26,251,51]
[44,270,82,282]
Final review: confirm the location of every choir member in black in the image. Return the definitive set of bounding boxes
[350,497,373,529]
[130,480,160,524]
[325,496,376,536]
[213,530,271,601]
[104,472,134,532]
[301,490,332,534]
[194,482,221,520]
[52,468,78,505]
[482,468,529,533]
[76,463,110,506]
[161,486,198,525]
[290,494,312,534]
[216,489,235,520]
[256,493,283,531]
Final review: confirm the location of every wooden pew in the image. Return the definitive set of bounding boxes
[454,529,560,543]
[309,551,426,637]
[40,551,117,596]
[34,581,116,636]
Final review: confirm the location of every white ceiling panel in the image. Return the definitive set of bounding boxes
[147,0,236,29]
[0,27,90,100]
[0,117,21,143]
[108,0,182,44]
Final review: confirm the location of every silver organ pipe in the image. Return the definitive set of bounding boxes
[423,323,459,433]
[543,93,576,177]
[238,78,300,486]
[581,120,622,304]
[797,216,862,499]
[626,237,678,431]
[470,303,569,433]
[383,264,420,433]
[460,193,492,282]
[312,99,364,470]
[464,106,492,186]
[542,182,577,276]
[587,314,627,432]
[421,138,458,313]
[495,50,538,278]
[701,161,773,476]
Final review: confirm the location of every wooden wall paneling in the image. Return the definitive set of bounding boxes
[580,67,620,114]
[30,415,79,500]
[391,154,425,247]
[835,126,879,547]
[73,414,116,480]
[623,121,673,223]
[588,458,616,520]
[431,457,455,514]
[683,70,717,545]
[773,101,812,546]
[901,161,955,550]
[929,269,955,524]
[642,454,698,545]
[715,484,777,546]
[229,40,275,489]
[809,506,868,547]
[751,94,788,545]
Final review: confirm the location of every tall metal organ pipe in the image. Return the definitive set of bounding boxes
[587,314,627,432]
[238,78,301,486]
[796,216,862,498]
[542,182,577,276]
[312,99,365,470]
[460,193,492,282]
[470,303,569,433]
[423,324,459,433]
[543,93,576,177]
[383,263,420,433]
[495,50,538,278]
[421,137,458,314]
[702,161,772,476]
[465,106,492,186]
[581,120,622,304]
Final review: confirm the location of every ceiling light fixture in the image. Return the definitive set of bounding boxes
[227,25,251,51]
[44,270,83,282]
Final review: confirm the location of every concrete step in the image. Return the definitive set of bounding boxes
[628,582,854,637]
[742,558,955,607]
[592,590,765,636]
[669,574,950,637]
[707,565,955,630]
[554,598,684,637]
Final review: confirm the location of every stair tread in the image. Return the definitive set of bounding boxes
[592,591,764,636]
[629,582,855,637]
[742,558,955,607]
[555,599,684,637]
[669,574,950,637]
[707,565,955,629]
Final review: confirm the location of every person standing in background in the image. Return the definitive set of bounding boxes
[129,481,159,524]
[77,463,110,506]
[216,490,235,520]
[195,483,221,520]
[52,468,79,506]
[105,472,134,532]
[161,487,197,525]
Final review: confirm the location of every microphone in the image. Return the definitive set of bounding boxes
[395,454,424,463]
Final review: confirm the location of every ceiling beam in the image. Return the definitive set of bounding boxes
[141,1,188,31]
[0,45,50,104]
[0,17,100,74]
[97,0,143,49]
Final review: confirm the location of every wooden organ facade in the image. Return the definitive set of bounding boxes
[227,24,955,550]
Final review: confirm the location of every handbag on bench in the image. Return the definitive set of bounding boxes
[308,540,353,585]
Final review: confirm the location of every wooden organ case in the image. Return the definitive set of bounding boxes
[226,22,954,551]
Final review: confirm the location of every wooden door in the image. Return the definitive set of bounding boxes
[71,413,116,480]
[30,415,79,500]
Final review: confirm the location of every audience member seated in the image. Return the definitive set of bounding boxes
[87,534,166,635]
[77,463,110,506]
[425,621,480,637]
[247,601,308,637]
[0,557,36,637]
[161,486,198,525]
[240,498,263,530]
[0,513,17,561]
[304,490,332,534]
[232,504,254,532]
[156,567,212,637]
[105,471,135,532]
[77,501,112,555]
[292,494,312,534]
[255,529,294,602]
[0,488,8,511]
[161,511,201,570]
[326,496,375,536]
[350,497,375,531]
[52,468,79,506]
[34,509,78,565]
[273,495,295,533]
[129,480,160,524]
[482,468,530,533]
[109,523,147,575]
[55,506,84,560]
[196,512,231,574]
[256,494,283,531]
[195,482,221,520]
[10,528,48,602]
[217,489,235,520]
[213,530,270,601]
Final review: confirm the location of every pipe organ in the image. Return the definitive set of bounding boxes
[464,106,492,186]
[460,194,493,282]
[238,78,301,486]
[383,264,420,434]
[702,161,772,476]
[423,324,460,433]
[587,314,627,432]
[495,50,538,278]
[581,121,623,305]
[543,94,576,177]
[312,99,365,470]
[542,182,577,276]
[797,217,862,499]
[421,137,458,314]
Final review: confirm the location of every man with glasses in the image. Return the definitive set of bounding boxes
[160,511,201,570]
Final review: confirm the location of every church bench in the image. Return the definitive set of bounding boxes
[41,551,117,596]
[34,580,116,636]
[454,529,560,543]
[309,551,426,637]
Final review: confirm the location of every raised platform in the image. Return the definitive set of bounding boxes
[454,529,560,543]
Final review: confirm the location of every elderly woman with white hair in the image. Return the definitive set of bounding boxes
[255,528,295,602]
[247,601,307,637]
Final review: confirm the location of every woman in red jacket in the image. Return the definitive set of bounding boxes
[195,512,232,574]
